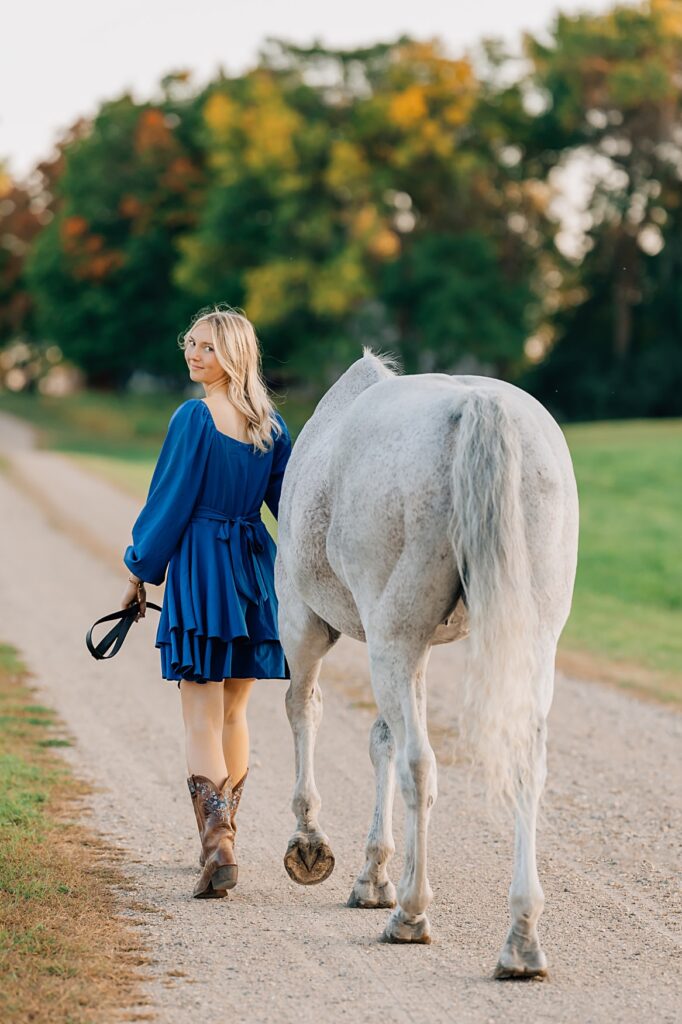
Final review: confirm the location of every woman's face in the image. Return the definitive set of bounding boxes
[184,321,225,385]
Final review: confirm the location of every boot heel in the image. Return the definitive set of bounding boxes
[212,864,238,891]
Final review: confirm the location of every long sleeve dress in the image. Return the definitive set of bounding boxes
[123,398,292,684]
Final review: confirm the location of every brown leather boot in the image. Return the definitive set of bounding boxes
[188,777,208,868]
[188,769,248,869]
[229,769,248,835]
[187,773,247,898]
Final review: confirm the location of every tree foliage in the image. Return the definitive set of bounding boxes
[523,0,682,417]
[0,165,43,342]
[27,92,205,386]
[1,4,680,417]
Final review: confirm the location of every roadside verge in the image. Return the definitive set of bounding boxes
[0,642,152,1024]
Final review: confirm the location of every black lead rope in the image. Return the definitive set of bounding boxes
[86,600,162,660]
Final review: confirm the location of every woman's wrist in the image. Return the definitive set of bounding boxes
[127,572,144,586]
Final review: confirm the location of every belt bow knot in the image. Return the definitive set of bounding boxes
[190,506,269,608]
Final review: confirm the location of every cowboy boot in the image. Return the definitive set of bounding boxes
[188,769,248,868]
[187,774,239,898]
[229,768,248,836]
[188,777,208,868]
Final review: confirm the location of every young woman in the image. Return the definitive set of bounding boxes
[120,306,292,899]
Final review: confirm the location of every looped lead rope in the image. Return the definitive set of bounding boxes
[86,600,162,660]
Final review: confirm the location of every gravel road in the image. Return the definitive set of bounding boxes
[0,410,680,1023]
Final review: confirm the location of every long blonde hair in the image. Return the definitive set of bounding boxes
[179,305,282,453]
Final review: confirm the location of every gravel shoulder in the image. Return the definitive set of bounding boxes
[0,410,679,1024]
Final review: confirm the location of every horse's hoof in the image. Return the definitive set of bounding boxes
[283,833,335,886]
[347,879,397,909]
[493,961,548,981]
[380,908,431,944]
[494,931,548,980]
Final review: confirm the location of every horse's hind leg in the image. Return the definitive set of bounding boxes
[347,716,397,909]
[494,641,555,980]
[368,639,435,944]
[280,579,339,886]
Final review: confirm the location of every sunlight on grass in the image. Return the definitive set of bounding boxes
[561,419,682,682]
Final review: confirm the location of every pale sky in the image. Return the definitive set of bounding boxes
[4,0,627,178]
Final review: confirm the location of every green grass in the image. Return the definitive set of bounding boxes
[0,642,145,1023]
[561,419,682,682]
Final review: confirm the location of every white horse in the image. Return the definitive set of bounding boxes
[275,349,578,978]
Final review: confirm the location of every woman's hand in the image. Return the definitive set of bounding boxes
[120,577,147,620]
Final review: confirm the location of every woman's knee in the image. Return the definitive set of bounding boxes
[223,677,254,721]
[180,679,224,729]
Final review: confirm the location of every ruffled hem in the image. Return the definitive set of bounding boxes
[159,520,279,642]
[158,633,289,683]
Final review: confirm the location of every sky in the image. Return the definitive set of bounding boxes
[3,0,626,178]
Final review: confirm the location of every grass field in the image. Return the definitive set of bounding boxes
[0,642,146,1022]
[1,390,680,703]
[560,419,682,702]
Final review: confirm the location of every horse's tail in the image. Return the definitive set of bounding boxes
[448,389,539,814]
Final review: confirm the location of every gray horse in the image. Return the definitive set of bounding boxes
[275,349,578,978]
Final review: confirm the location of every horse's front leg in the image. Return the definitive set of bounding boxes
[348,716,397,909]
[281,598,338,886]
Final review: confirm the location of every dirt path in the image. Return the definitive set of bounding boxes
[0,410,679,1023]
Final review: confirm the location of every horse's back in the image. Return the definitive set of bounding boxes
[278,361,577,642]
[328,373,576,525]
[332,372,573,478]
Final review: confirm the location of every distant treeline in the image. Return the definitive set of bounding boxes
[1,1,681,419]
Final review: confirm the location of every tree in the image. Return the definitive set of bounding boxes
[0,165,44,343]
[27,91,206,386]
[523,0,682,418]
[176,38,544,382]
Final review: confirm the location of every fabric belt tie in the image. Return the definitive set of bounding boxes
[190,506,269,608]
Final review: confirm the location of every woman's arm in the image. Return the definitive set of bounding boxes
[263,413,293,521]
[123,400,213,586]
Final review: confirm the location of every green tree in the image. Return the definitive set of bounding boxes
[27,89,205,387]
[176,38,544,382]
[0,166,43,343]
[523,0,682,418]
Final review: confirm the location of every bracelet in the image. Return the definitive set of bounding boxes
[128,576,145,587]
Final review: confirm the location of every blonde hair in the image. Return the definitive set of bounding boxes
[179,305,282,453]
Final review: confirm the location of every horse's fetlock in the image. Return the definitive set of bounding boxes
[397,879,433,917]
[510,892,543,932]
[367,840,395,865]
[292,794,321,823]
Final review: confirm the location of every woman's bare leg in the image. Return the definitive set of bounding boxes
[180,679,227,784]
[222,677,255,782]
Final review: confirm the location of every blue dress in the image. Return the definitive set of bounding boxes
[123,398,292,684]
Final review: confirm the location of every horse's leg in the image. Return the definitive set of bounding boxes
[495,643,554,980]
[369,640,435,944]
[347,716,397,909]
[281,587,339,886]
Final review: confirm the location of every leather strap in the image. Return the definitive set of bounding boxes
[86,600,162,660]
